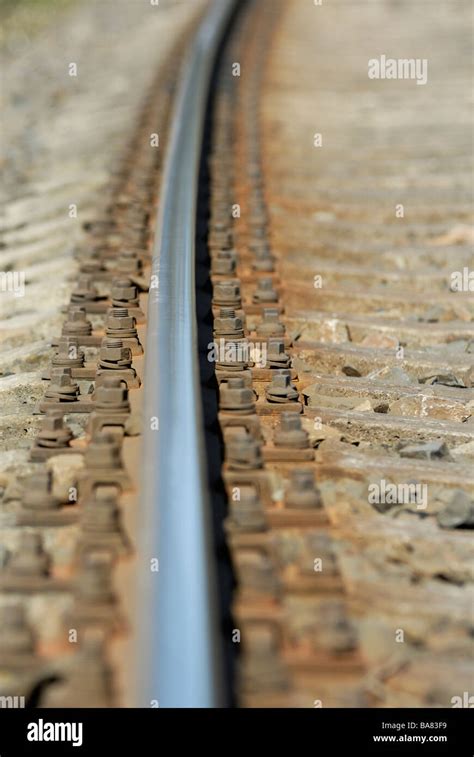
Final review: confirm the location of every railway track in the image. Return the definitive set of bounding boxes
[0,0,472,711]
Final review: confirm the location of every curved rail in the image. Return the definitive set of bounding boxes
[135,0,237,708]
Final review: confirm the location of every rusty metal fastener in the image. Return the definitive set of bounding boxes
[252,247,275,273]
[274,413,309,449]
[111,278,139,307]
[214,308,244,338]
[255,307,286,338]
[34,409,73,449]
[250,225,267,240]
[209,230,233,250]
[43,368,80,402]
[265,370,298,403]
[210,219,229,234]
[98,338,133,370]
[210,202,232,219]
[71,275,100,303]
[0,604,36,656]
[220,377,256,413]
[115,250,143,275]
[84,432,124,471]
[211,249,237,276]
[235,550,279,595]
[79,248,106,270]
[213,280,242,308]
[266,339,290,369]
[247,162,262,180]
[228,484,267,532]
[286,469,322,509]
[76,550,116,605]
[249,239,271,256]
[62,307,93,337]
[299,533,338,576]
[52,337,85,369]
[105,308,139,340]
[248,188,264,206]
[253,278,278,304]
[240,623,288,693]
[226,433,263,470]
[314,600,357,653]
[248,210,268,228]
[21,470,60,511]
[79,252,106,275]
[70,627,114,692]
[93,376,130,412]
[42,628,114,708]
[6,532,51,577]
[245,625,281,658]
[215,340,248,372]
[81,489,124,537]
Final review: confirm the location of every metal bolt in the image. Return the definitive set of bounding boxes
[241,623,288,692]
[211,220,229,234]
[111,278,139,307]
[249,189,264,207]
[215,339,248,371]
[76,550,116,604]
[255,307,286,338]
[42,628,114,707]
[266,339,290,369]
[98,338,132,369]
[229,484,267,532]
[22,470,60,511]
[72,629,114,704]
[211,249,237,276]
[248,210,268,228]
[116,251,143,275]
[79,252,106,275]
[253,247,275,272]
[35,409,73,448]
[7,532,51,577]
[211,202,232,219]
[286,469,321,509]
[71,275,99,302]
[93,376,130,411]
[247,162,262,180]
[299,533,338,576]
[248,626,279,656]
[219,377,256,413]
[214,308,244,338]
[236,550,278,594]
[0,604,35,656]
[265,369,298,403]
[212,280,242,308]
[105,307,138,339]
[210,230,233,250]
[226,433,263,470]
[52,337,84,368]
[44,368,80,402]
[63,307,92,337]
[81,489,122,535]
[253,278,278,304]
[274,413,309,449]
[84,432,123,470]
[315,600,356,653]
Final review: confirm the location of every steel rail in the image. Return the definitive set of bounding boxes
[135,0,237,708]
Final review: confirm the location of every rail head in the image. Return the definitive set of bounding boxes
[135,0,238,708]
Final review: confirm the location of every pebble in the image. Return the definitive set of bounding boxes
[398,441,450,460]
[437,491,474,529]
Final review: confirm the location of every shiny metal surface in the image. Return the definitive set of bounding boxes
[136,0,237,708]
